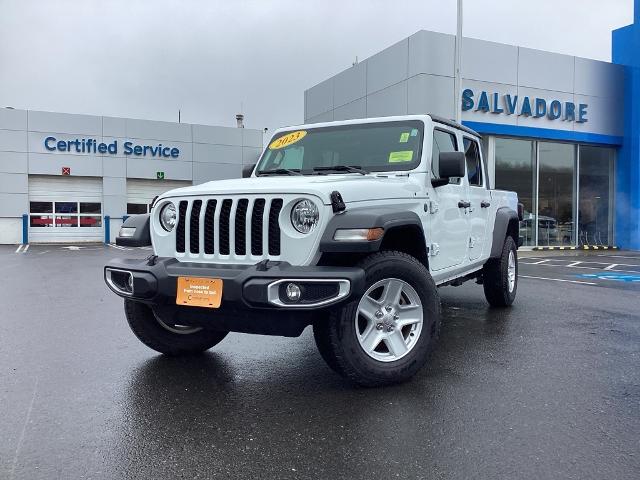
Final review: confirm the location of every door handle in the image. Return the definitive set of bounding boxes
[481,200,491,208]
[458,201,471,208]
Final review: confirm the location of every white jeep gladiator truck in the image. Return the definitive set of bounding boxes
[105,115,521,386]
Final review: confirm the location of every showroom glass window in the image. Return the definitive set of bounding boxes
[579,146,614,245]
[538,142,576,246]
[494,138,535,246]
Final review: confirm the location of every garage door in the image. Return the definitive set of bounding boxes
[29,175,103,243]
[126,179,191,214]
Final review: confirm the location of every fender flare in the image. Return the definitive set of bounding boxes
[489,207,519,258]
[116,214,151,247]
[319,208,424,253]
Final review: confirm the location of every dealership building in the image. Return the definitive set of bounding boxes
[305,6,640,250]
[0,109,263,244]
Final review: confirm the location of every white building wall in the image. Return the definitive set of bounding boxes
[0,108,263,243]
[304,30,624,139]
[0,108,29,242]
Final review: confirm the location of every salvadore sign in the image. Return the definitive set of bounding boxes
[462,89,588,124]
[44,137,180,158]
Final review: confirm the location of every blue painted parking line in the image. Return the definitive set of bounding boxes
[578,273,640,282]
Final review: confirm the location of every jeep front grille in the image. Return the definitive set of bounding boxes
[175,196,283,259]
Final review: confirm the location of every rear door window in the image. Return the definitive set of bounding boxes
[463,138,483,187]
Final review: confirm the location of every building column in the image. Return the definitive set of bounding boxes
[612,0,640,249]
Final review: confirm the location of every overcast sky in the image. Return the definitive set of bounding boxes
[0,0,634,133]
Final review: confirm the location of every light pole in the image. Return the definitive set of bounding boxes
[454,0,463,124]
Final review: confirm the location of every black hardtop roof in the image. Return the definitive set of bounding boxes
[429,114,481,138]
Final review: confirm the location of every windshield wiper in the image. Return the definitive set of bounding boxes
[312,165,369,175]
[258,168,302,176]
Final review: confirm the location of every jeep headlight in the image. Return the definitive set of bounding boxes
[159,203,177,232]
[291,199,319,234]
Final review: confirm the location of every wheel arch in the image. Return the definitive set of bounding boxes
[489,207,519,259]
[318,208,429,268]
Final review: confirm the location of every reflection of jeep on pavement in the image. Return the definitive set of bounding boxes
[105,115,522,386]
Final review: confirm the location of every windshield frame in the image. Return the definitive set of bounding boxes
[256,120,425,175]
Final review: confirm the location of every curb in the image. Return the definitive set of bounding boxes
[531,246,619,251]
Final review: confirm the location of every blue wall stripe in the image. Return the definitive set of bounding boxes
[461,121,623,146]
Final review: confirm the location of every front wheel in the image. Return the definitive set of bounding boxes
[482,236,518,307]
[313,251,441,387]
[124,300,229,355]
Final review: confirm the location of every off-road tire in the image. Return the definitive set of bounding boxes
[124,299,228,355]
[482,236,518,307]
[313,251,441,387]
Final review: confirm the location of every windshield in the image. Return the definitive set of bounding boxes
[256,120,424,175]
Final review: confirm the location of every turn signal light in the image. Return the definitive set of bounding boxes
[334,228,384,242]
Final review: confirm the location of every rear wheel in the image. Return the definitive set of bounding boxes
[313,251,440,387]
[482,236,518,307]
[124,300,228,355]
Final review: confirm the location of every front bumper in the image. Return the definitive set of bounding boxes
[104,256,365,311]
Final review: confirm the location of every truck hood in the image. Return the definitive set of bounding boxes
[159,174,423,204]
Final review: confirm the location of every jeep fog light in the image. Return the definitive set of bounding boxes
[285,283,301,301]
[291,199,319,234]
[159,203,177,232]
[334,228,384,242]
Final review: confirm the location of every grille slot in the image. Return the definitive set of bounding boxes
[174,196,283,260]
[176,201,188,253]
[219,199,233,255]
[235,199,249,255]
[189,200,202,254]
[203,200,217,254]
[251,199,266,256]
[268,199,283,255]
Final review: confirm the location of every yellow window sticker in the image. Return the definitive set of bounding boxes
[388,151,414,163]
[269,130,307,150]
[399,132,410,143]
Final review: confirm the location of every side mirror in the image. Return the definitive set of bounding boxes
[432,151,465,187]
[242,163,256,178]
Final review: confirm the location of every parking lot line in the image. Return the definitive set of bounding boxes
[10,377,39,480]
[543,264,639,274]
[520,275,597,286]
[604,264,618,270]
[15,245,23,253]
[567,261,582,267]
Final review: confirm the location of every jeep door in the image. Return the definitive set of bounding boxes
[463,136,491,261]
[427,127,470,271]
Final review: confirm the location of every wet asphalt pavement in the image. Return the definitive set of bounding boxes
[1,245,639,479]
